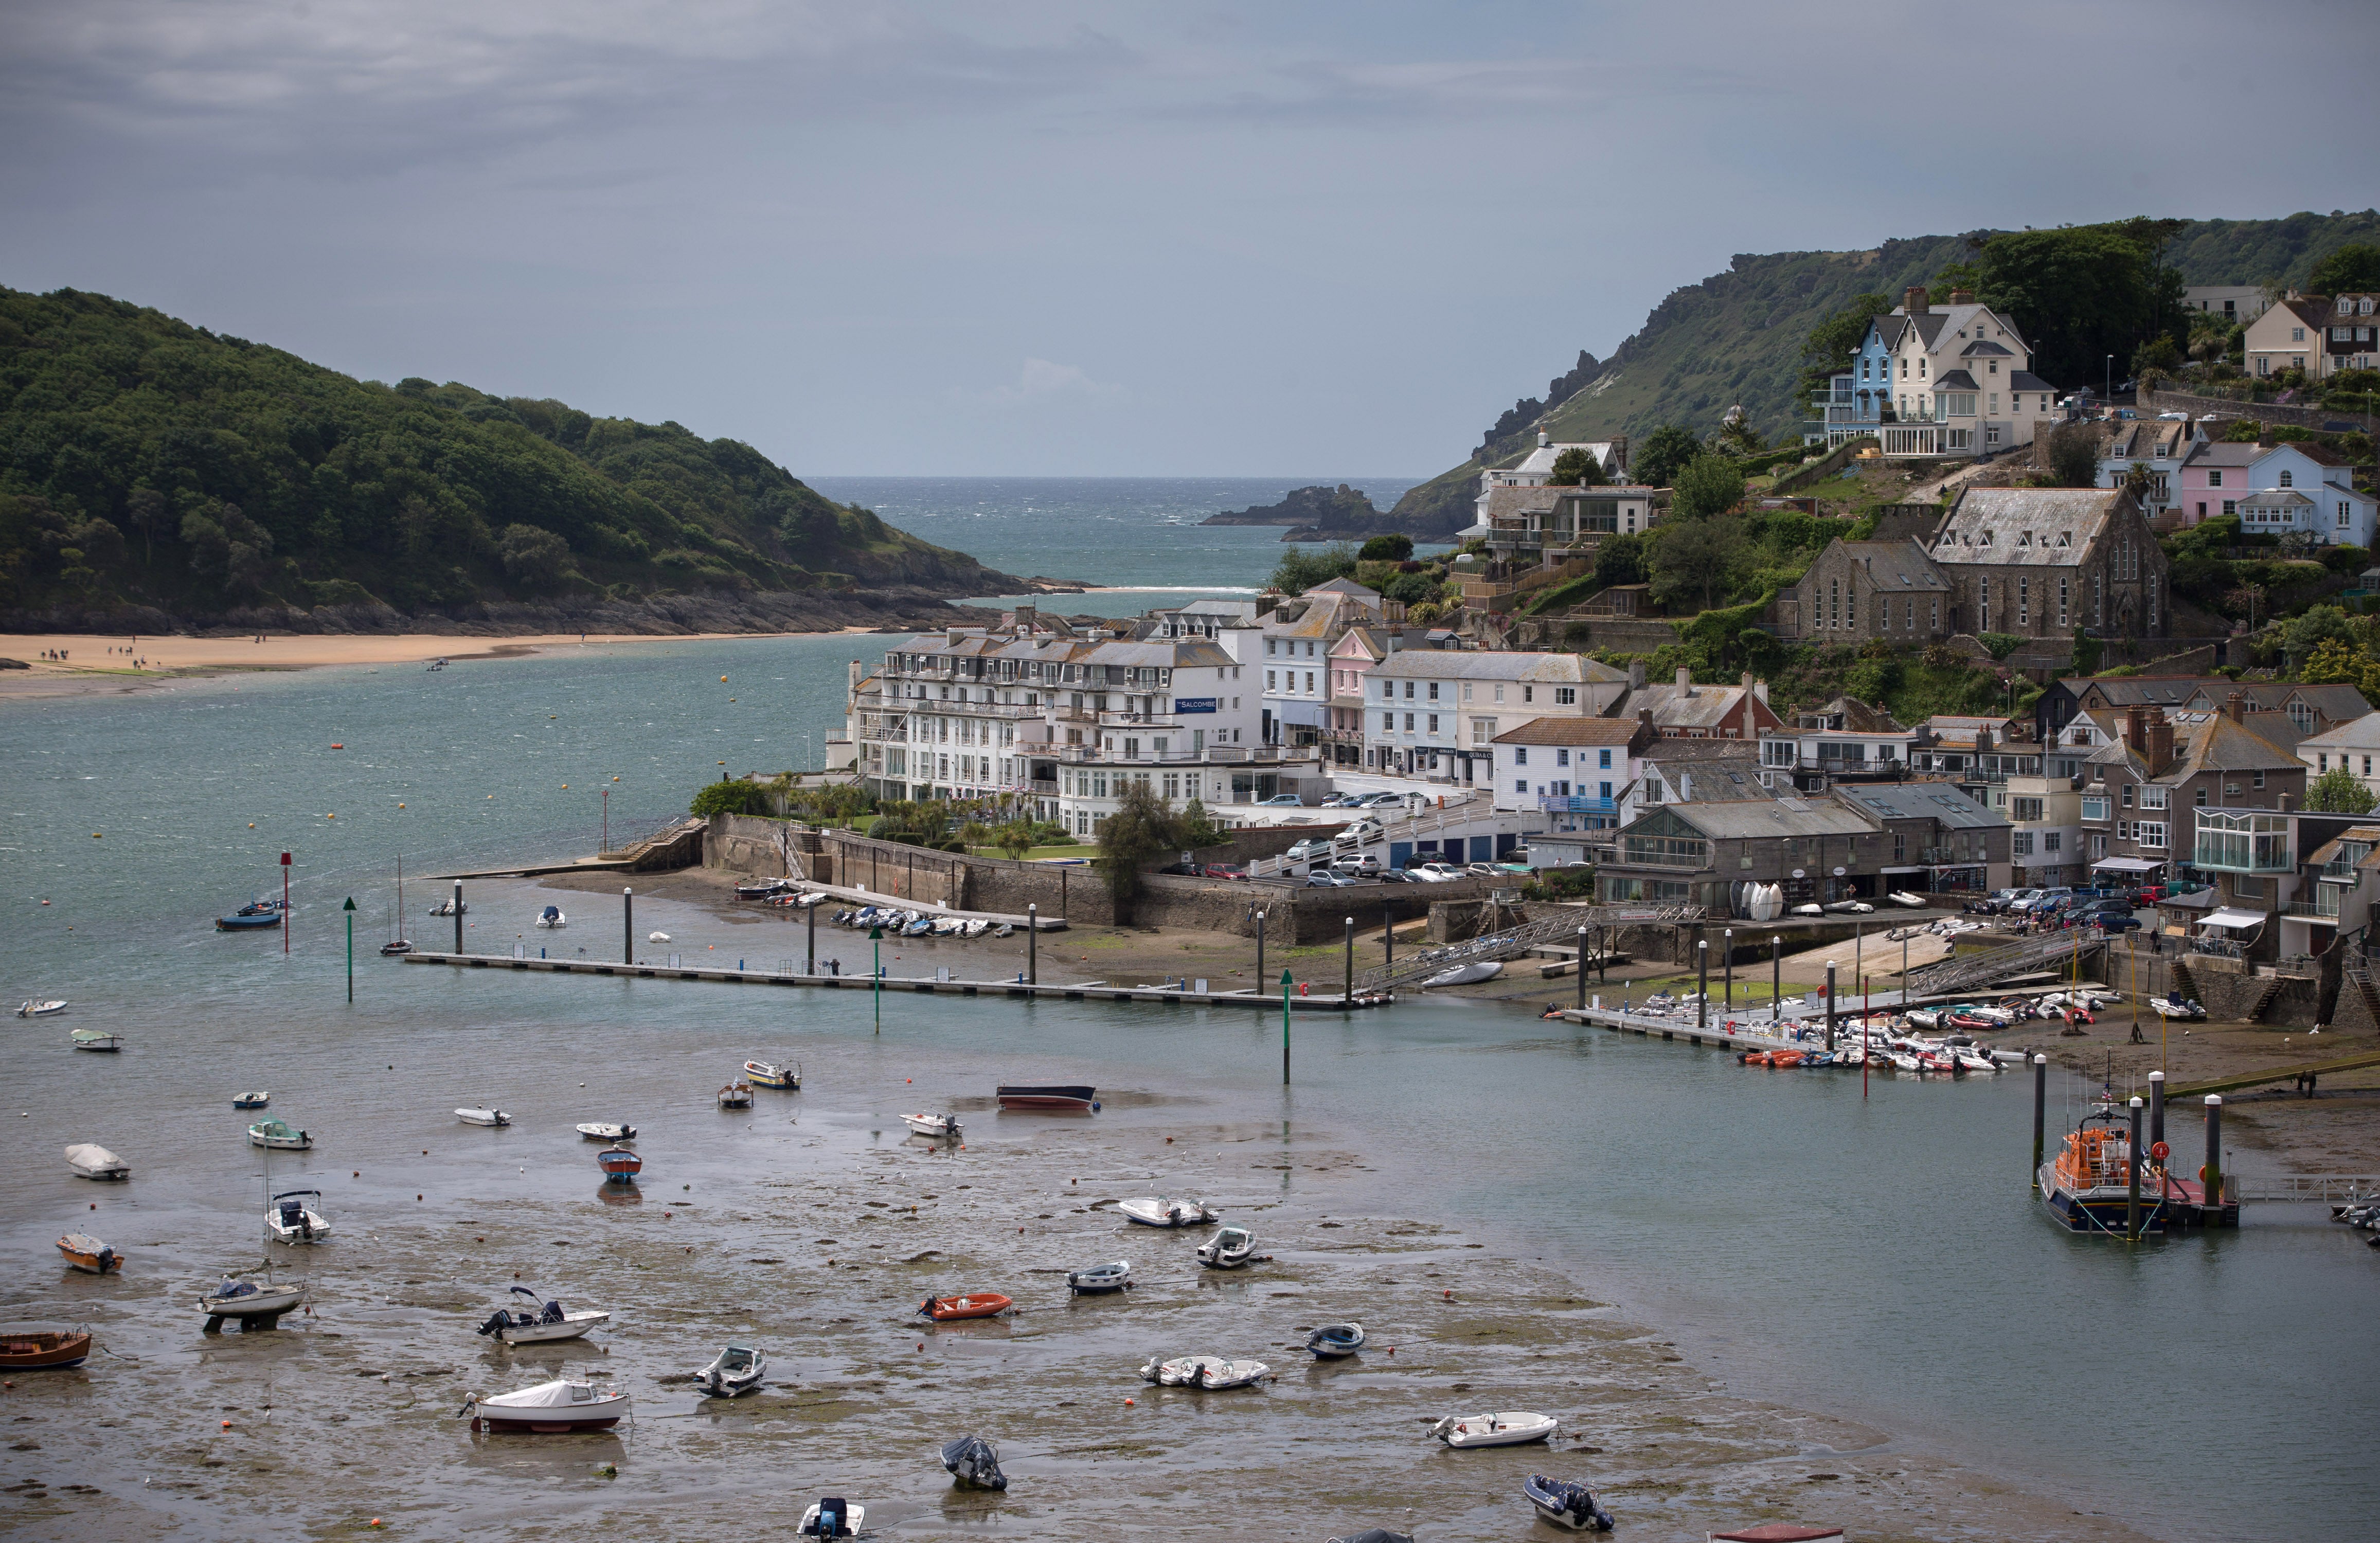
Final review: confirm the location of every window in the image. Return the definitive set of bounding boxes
[2208,470,2223,488]
[2014,832,2033,856]
[1404,681,1415,699]
[1379,679,1393,700]
[1426,714,1439,734]
[2223,500,2236,517]
[2013,797,2044,821]
[2121,784,2134,808]
[1403,713,1414,731]
[1515,780,1529,794]
[1599,749,1612,768]
[1555,748,1570,766]
[2059,576,2069,627]
[2138,821,2167,849]
[1553,687,1575,705]
[2019,577,2029,627]
[2139,785,2168,810]
[1266,670,1276,691]
[1514,748,1528,766]
[2045,831,2062,852]
[1426,683,1439,701]
[1381,711,1394,732]
[2280,470,2295,488]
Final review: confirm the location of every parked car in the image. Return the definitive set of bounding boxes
[1305,869,1355,888]
[1356,791,1407,809]
[2013,887,2073,914]
[1332,854,1383,877]
[1201,863,1250,881]
[1256,794,1305,807]
[1374,867,1415,883]
[1317,793,1366,808]
[1284,837,1334,864]
[1408,862,1465,883]
[1999,888,2044,913]
[1154,861,1201,876]
[1332,819,1385,849]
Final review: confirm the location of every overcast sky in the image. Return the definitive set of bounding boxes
[4,1,2373,477]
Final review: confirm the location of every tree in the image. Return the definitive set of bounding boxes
[2132,334,2182,374]
[1546,448,1599,487]
[2283,604,2355,669]
[1798,292,1894,407]
[1647,512,1749,613]
[124,486,165,565]
[1631,424,1701,490]
[498,523,571,589]
[1974,219,2190,392]
[2072,626,2103,676]
[2309,244,2380,296]
[1670,453,1746,522]
[1591,531,1648,589]
[1358,533,1413,562]
[1178,797,1227,850]
[2223,418,2265,443]
[690,778,770,817]
[2306,765,2379,814]
[1093,780,1186,908]
[956,819,994,854]
[2044,421,2101,489]
[1383,569,1437,605]
[1269,543,1358,596]
[993,820,1037,860]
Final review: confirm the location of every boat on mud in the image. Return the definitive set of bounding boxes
[1430,1411,1558,1448]
[1117,1195,1215,1228]
[476,1285,610,1344]
[918,1292,1011,1322]
[462,1378,628,1432]
[996,1084,1098,1112]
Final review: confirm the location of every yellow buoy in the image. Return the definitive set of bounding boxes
[720,676,728,683]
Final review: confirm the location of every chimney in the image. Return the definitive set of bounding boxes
[1637,707,1654,734]
[2225,690,2246,723]
[2280,792,2294,813]
[1948,289,1975,306]
[1537,430,1550,448]
[1014,602,1036,627]
[2124,703,2145,747]
[1755,681,1769,706]
[945,627,963,647]
[2145,708,2174,773]
[1904,284,1930,313]
[1741,671,1755,693]
[1677,666,1694,697]
[1628,659,1645,692]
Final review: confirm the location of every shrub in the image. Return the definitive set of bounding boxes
[1359,533,1414,562]
[1977,632,2025,660]
[690,778,771,818]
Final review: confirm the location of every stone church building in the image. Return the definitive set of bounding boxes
[1771,487,2170,645]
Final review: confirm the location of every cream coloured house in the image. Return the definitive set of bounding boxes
[1868,286,2057,458]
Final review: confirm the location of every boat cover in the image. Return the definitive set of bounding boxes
[213,1279,260,1300]
[483,1378,602,1408]
[941,1433,1008,1490]
[64,1144,125,1170]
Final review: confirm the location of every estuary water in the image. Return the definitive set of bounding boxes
[4,638,2376,1541]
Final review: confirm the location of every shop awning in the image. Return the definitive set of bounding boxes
[2200,907,2268,930]
[2092,856,2164,873]
[1878,865,1928,874]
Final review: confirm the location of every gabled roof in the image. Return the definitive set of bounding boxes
[1935,487,2133,567]
[1837,539,1952,592]
[2301,711,2380,750]
[1624,681,1755,730]
[1641,757,1776,804]
[1372,650,1619,684]
[1934,369,1981,391]
[1960,339,2014,357]
[1796,695,1909,734]
[1639,797,1877,841]
[1641,737,1773,764]
[2181,441,2263,469]
[2010,370,2056,392]
[2240,488,2318,508]
[1306,578,1383,603]
[2098,419,2189,462]
[2159,713,2304,780]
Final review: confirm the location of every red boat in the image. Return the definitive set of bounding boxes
[598,1146,642,1182]
[918,1292,1012,1322]
[995,1084,1098,1113]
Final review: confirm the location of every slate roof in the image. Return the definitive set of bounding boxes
[2010,371,2056,393]
[1837,783,2011,831]
[1640,737,1773,763]
[2240,489,2317,508]
[2161,713,2302,780]
[1623,681,1757,731]
[1935,370,1981,391]
[1838,539,1952,591]
[1935,488,2131,567]
[2099,419,2189,462]
[1797,695,1910,733]
[1372,650,1617,684]
[2181,441,2263,469]
[1650,797,1878,840]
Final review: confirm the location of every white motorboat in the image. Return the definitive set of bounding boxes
[16,999,66,1017]
[694,1342,766,1397]
[64,1143,129,1180]
[1421,961,1502,988]
[647,930,670,943]
[267,1189,332,1244]
[232,1091,270,1109]
[475,1285,610,1344]
[70,1029,121,1052]
[1888,890,1931,908]
[462,1378,629,1432]
[1523,1474,1616,1532]
[2151,995,2207,1020]
[1117,1195,1216,1228]
[576,1120,636,1141]
[745,1060,800,1088]
[1306,1323,1366,1358]
[1195,1226,1259,1269]
[798,1499,865,1538]
[962,919,991,939]
[247,1119,312,1150]
[719,1082,753,1109]
[1140,1354,1271,1389]
[456,1107,510,1126]
[1066,1260,1132,1294]
[429,899,467,917]
[901,1111,961,1139]
[1952,1048,2000,1073]
[1430,1410,1558,1448]
[199,1276,306,1322]
[534,905,566,928]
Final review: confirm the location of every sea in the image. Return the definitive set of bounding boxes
[3,478,2375,1540]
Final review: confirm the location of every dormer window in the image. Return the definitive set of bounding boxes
[2056,532,2071,547]
[2018,531,2032,547]
[1979,530,1992,546]
[2364,299,2376,315]
[2341,297,2354,315]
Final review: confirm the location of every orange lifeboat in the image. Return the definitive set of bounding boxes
[1770,1050,1806,1068]
[918,1292,1012,1322]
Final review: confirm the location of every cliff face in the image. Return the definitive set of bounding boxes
[0,285,1025,633]
[1391,210,2380,529]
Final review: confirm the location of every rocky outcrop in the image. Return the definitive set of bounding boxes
[1202,484,1390,534]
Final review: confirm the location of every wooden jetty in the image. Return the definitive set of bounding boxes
[2164,1048,2380,1100]
[399,950,1379,1011]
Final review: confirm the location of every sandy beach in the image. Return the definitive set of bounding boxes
[0,629,896,703]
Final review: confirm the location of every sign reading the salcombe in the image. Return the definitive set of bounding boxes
[1173,697,1219,713]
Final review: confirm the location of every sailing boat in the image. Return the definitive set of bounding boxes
[198,1131,307,1329]
[380,856,414,956]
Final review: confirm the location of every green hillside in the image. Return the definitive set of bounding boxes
[1391,210,2380,534]
[0,286,1018,628]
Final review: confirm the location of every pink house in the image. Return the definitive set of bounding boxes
[1327,624,1434,767]
[2174,441,2264,526]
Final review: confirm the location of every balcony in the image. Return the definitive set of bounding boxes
[1540,794,1617,814]
[2282,901,2341,923]
[2194,810,2293,873]
[1619,835,1709,869]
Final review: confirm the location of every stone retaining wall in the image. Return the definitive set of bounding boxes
[2139,387,2365,433]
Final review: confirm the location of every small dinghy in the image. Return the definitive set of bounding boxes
[379,938,415,956]
[71,1029,122,1052]
[476,1285,609,1344]
[64,1143,129,1180]
[1821,899,1874,914]
[902,1111,961,1139]
[1430,1411,1558,1448]
[1067,1260,1132,1295]
[992,923,1015,939]
[247,1118,311,1149]
[598,1146,642,1181]
[216,905,283,930]
[1306,1322,1366,1358]
[1422,960,1502,988]
[1524,1474,1615,1532]
[918,1292,1012,1322]
[0,1326,93,1369]
[1887,890,1931,908]
[647,930,670,943]
[694,1342,767,1397]
[1790,902,1825,917]
[996,1083,1098,1112]
[56,1232,120,1275]
[577,1120,636,1140]
[745,1061,801,1089]
[735,878,784,900]
[16,999,67,1017]
[199,1277,305,1323]
[462,1378,628,1432]
[941,1432,1008,1490]
[267,1189,332,1244]
[1707,1527,1844,1543]
[1327,1533,1415,1543]
[1195,1226,1259,1269]
[1140,1354,1270,1389]
[429,898,466,917]
[2152,993,2207,1020]
[534,905,565,928]
[798,1498,864,1538]
[719,1082,754,1109]
[902,917,934,938]
[930,917,962,935]
[1116,1196,1215,1228]
[232,1091,270,1109]
[456,1106,510,1126]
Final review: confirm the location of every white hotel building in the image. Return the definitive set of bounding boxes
[1362,651,1629,784]
[848,608,1323,836]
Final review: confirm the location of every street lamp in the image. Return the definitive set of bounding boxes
[2105,354,2114,411]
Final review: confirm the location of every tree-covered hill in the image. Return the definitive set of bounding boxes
[1390,210,2380,535]
[0,286,1021,630]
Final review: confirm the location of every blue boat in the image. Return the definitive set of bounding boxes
[216,902,283,931]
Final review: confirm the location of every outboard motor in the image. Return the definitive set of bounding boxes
[811,1497,852,1538]
[475,1311,512,1337]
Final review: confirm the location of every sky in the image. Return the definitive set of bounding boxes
[3,1,2376,478]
